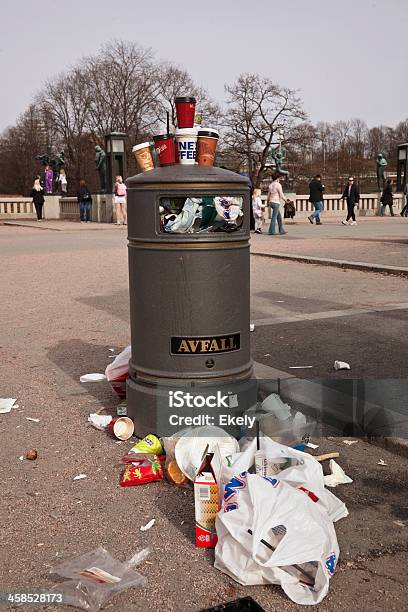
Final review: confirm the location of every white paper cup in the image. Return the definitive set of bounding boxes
[175,128,198,165]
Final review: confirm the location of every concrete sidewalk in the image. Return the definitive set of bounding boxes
[252,217,408,273]
[3,219,126,231]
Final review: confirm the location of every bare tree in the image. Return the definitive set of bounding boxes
[154,62,222,130]
[222,74,307,187]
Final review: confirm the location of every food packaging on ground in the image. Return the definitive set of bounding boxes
[120,455,164,487]
[105,345,131,399]
[108,417,134,441]
[194,452,221,548]
[130,434,163,455]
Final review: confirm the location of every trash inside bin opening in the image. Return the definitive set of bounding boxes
[158,195,244,234]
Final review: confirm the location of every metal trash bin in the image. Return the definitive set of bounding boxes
[126,165,254,436]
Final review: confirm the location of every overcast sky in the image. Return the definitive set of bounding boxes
[1,0,407,133]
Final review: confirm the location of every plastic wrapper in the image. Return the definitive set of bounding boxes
[120,455,164,486]
[49,547,148,611]
[105,345,130,399]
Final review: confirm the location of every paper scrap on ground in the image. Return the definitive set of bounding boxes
[140,519,155,532]
[88,413,113,430]
[73,474,87,481]
[109,348,115,352]
[0,398,17,414]
[249,323,255,332]
[19,456,24,461]
[378,459,387,466]
[289,365,313,369]
[80,373,107,383]
[26,417,40,423]
[306,442,319,449]
[333,360,351,370]
[324,460,353,487]
[343,440,358,445]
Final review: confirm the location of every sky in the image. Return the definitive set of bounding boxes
[1,0,407,133]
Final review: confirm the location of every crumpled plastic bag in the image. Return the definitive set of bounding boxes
[105,345,131,398]
[324,460,353,487]
[49,547,148,611]
[215,472,339,605]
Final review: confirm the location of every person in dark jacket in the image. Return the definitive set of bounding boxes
[31,178,45,221]
[340,176,360,225]
[308,174,325,225]
[401,184,408,217]
[380,178,394,217]
[77,180,92,222]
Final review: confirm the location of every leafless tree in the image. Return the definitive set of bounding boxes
[222,74,307,187]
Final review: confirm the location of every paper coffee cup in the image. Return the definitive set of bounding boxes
[175,128,197,165]
[175,96,196,128]
[132,142,154,172]
[254,452,288,477]
[153,134,176,166]
[197,128,219,166]
[108,417,135,441]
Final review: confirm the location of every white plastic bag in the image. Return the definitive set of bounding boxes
[49,547,148,611]
[105,346,131,382]
[215,473,339,605]
[218,438,348,523]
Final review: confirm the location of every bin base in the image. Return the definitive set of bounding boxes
[127,374,257,438]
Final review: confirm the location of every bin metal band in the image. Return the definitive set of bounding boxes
[129,183,248,190]
[128,240,249,250]
[131,363,254,384]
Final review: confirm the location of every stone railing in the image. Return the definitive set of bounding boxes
[0,198,36,219]
[59,197,79,220]
[263,193,404,218]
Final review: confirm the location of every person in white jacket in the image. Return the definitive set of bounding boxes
[252,189,264,233]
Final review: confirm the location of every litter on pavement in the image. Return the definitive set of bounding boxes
[88,413,113,430]
[377,459,387,466]
[324,460,353,487]
[333,360,351,370]
[26,449,38,460]
[343,440,358,445]
[315,452,340,462]
[140,519,155,531]
[0,398,17,414]
[26,417,40,423]
[48,546,149,611]
[73,474,87,481]
[80,373,107,383]
[249,323,255,332]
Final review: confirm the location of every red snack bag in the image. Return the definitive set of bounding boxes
[120,455,164,487]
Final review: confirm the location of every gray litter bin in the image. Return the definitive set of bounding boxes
[126,165,253,436]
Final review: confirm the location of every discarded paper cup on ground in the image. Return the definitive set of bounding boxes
[175,96,196,128]
[254,452,288,477]
[153,134,176,165]
[196,128,219,166]
[132,143,155,172]
[109,417,135,440]
[175,128,197,165]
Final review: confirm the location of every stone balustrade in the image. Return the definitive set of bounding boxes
[0,198,36,219]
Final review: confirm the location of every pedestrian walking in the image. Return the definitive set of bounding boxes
[267,173,287,235]
[340,176,360,225]
[252,189,264,233]
[114,175,127,225]
[57,168,68,195]
[380,178,395,217]
[400,183,408,217]
[308,174,325,225]
[31,178,45,221]
[77,180,92,223]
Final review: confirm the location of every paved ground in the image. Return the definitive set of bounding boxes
[1,222,408,611]
[252,217,408,269]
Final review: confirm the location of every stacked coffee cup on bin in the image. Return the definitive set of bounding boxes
[132,96,219,172]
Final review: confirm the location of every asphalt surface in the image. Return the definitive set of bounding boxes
[1,223,408,612]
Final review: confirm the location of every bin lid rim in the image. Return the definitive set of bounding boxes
[126,165,250,186]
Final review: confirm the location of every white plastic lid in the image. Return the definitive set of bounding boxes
[175,128,198,137]
[132,142,151,152]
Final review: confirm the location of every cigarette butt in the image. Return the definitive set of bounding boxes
[314,452,340,462]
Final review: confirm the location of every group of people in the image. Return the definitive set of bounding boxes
[251,174,408,234]
[30,174,127,223]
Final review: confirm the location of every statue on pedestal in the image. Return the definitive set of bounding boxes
[376,153,387,190]
[267,145,289,177]
[95,145,107,192]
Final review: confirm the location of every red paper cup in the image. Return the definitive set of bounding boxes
[108,417,134,440]
[153,134,176,165]
[175,97,196,128]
